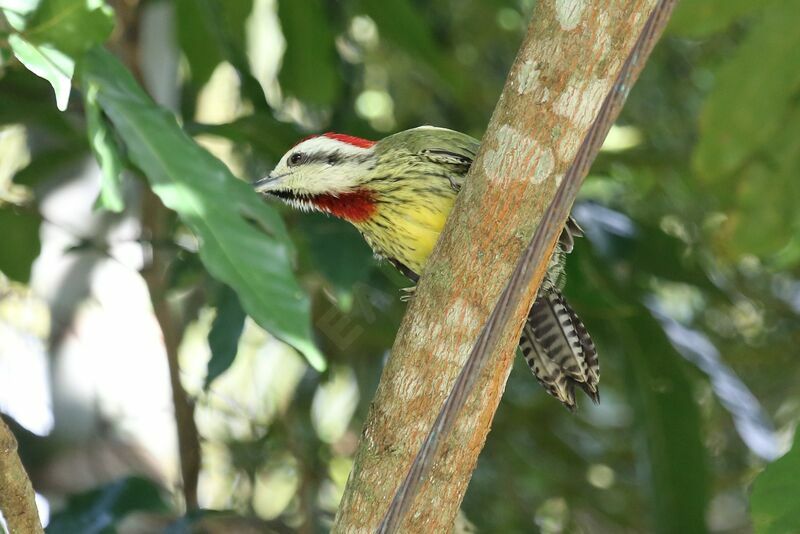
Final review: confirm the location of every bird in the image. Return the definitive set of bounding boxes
[254,126,599,410]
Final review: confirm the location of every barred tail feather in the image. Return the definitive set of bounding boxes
[519,291,600,410]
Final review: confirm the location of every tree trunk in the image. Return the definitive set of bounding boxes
[0,417,43,534]
[333,1,666,531]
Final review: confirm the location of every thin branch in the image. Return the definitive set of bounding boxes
[108,0,203,511]
[140,189,202,511]
[378,2,678,530]
[0,417,43,534]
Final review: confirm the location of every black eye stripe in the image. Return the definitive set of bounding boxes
[287,150,347,167]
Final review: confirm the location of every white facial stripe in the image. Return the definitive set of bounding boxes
[289,136,372,161]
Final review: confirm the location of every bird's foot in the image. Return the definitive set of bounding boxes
[399,285,417,302]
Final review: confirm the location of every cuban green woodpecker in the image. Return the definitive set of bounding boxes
[254,126,599,410]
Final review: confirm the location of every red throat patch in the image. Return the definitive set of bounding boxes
[311,190,377,223]
[322,132,376,148]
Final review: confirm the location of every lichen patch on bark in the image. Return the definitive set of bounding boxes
[555,0,586,30]
[484,125,555,185]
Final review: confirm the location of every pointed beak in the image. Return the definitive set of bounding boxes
[252,172,285,194]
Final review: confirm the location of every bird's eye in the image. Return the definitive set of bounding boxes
[288,152,304,166]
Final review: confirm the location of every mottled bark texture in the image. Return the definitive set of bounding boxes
[0,417,43,533]
[334,1,661,532]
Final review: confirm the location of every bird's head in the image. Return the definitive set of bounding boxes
[254,132,379,223]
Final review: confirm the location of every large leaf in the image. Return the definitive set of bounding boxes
[46,477,170,534]
[8,33,73,110]
[82,46,325,370]
[276,0,340,105]
[750,432,800,534]
[0,204,41,282]
[620,315,709,534]
[693,0,800,180]
[668,0,769,37]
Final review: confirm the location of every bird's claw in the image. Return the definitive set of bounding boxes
[399,285,417,302]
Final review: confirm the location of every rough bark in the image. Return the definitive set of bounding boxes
[334,1,663,531]
[0,417,43,534]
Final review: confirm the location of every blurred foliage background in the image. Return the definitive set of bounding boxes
[1,0,799,532]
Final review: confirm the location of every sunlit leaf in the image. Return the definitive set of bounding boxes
[84,82,124,212]
[8,34,73,110]
[23,0,114,56]
[0,0,40,29]
[46,477,170,534]
[0,0,39,14]
[750,432,800,534]
[205,284,247,389]
[82,47,325,370]
[693,0,800,179]
[276,0,340,105]
[0,204,40,282]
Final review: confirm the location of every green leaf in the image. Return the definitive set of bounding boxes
[8,33,73,110]
[84,81,124,212]
[82,46,325,370]
[0,204,41,283]
[46,477,170,534]
[620,316,709,534]
[751,432,800,534]
[23,0,115,56]
[716,106,800,262]
[276,0,340,105]
[693,0,800,180]
[668,0,769,37]
[205,284,247,389]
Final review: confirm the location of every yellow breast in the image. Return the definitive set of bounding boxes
[356,191,456,276]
